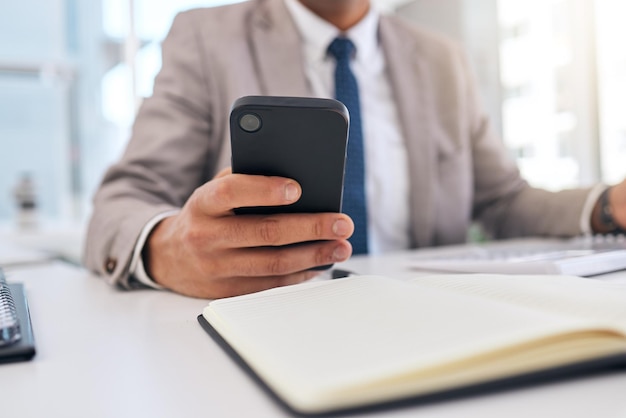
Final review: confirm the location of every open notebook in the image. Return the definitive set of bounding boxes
[198,274,626,416]
[410,236,626,276]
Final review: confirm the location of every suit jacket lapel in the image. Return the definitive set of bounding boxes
[249,0,311,97]
[379,16,436,248]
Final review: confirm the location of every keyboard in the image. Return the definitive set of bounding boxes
[410,235,626,276]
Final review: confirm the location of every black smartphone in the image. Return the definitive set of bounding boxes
[230,96,349,271]
[230,96,348,216]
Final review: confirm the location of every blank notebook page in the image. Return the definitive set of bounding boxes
[203,276,607,410]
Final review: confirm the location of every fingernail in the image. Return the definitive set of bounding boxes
[285,183,300,202]
[332,219,350,236]
[333,245,350,261]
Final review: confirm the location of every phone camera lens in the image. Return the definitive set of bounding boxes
[239,113,262,133]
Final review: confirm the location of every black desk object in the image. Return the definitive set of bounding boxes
[0,283,35,363]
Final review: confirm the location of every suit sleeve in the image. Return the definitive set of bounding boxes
[83,11,220,288]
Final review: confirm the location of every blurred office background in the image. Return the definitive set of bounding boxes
[1,0,625,229]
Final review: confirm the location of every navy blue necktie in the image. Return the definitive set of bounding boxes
[328,37,369,255]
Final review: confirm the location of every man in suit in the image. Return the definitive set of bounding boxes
[84,0,626,298]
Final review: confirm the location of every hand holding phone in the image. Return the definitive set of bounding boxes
[144,96,354,298]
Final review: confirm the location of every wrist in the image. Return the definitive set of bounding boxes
[592,187,626,235]
[143,216,177,286]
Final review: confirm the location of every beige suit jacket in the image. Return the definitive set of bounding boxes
[84,0,590,288]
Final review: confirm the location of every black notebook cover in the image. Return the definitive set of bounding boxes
[198,314,626,417]
[0,283,36,364]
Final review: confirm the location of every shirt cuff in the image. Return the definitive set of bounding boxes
[129,210,180,289]
[579,184,608,235]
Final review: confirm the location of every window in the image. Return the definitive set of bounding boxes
[498,0,626,189]
[595,0,626,184]
[0,0,246,224]
[0,0,79,221]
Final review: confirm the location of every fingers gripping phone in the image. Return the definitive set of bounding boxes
[230,96,349,271]
[230,96,348,216]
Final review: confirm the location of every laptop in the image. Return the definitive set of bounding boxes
[410,235,626,276]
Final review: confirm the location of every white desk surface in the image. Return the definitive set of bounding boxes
[2,243,626,418]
